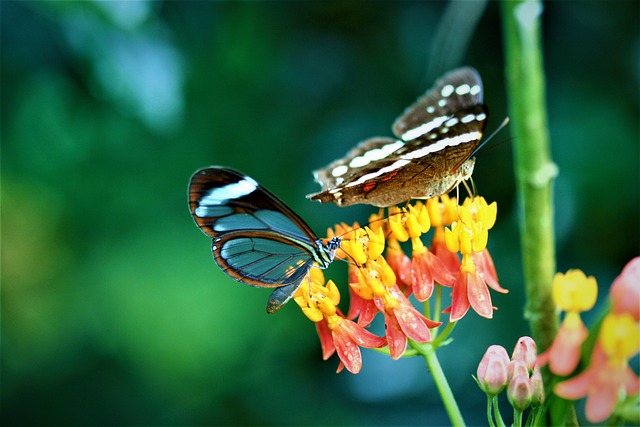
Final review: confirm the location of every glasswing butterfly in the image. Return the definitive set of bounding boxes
[189,167,340,313]
[308,67,488,207]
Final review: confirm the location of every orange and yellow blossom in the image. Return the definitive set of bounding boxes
[555,313,640,423]
[387,203,456,300]
[444,197,507,321]
[339,224,440,359]
[426,196,463,277]
[538,269,597,376]
[300,196,504,371]
[294,268,385,374]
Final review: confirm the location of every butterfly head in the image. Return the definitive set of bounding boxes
[311,236,340,268]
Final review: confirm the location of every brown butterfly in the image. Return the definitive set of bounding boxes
[308,67,488,207]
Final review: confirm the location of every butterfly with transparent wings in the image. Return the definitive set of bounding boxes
[189,167,340,313]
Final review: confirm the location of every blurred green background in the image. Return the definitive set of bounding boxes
[2,1,638,425]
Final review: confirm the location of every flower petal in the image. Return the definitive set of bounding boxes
[431,237,460,286]
[449,273,470,322]
[316,320,335,360]
[332,328,364,374]
[386,239,412,287]
[467,271,494,319]
[473,250,508,293]
[554,368,594,400]
[383,310,408,360]
[340,318,387,349]
[411,250,435,301]
[584,377,620,423]
[387,287,438,341]
[547,313,588,375]
[610,257,640,320]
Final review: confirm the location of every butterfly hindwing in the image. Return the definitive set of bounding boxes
[311,137,401,194]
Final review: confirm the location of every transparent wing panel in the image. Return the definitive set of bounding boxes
[217,237,313,287]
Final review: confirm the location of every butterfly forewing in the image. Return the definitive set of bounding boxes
[189,167,335,313]
[190,168,317,241]
[392,67,483,141]
[308,66,488,207]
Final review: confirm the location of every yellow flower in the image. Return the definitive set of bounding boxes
[552,269,597,312]
[555,313,640,423]
[599,313,640,365]
[539,269,598,376]
[294,268,340,322]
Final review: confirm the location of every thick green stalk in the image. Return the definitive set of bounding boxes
[500,0,558,354]
[501,2,578,425]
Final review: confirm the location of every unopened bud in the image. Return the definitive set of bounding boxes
[477,345,510,396]
[507,375,533,411]
[529,368,545,407]
[512,336,537,371]
[508,359,529,382]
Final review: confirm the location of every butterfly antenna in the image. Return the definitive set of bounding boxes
[471,116,510,157]
[328,208,408,267]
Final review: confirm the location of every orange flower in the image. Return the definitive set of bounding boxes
[385,202,456,300]
[444,197,506,321]
[315,310,387,374]
[294,268,385,374]
[373,284,440,359]
[338,220,441,358]
[426,197,462,282]
[538,269,597,375]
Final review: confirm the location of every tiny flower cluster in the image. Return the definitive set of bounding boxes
[540,258,640,423]
[293,196,507,373]
[476,337,544,426]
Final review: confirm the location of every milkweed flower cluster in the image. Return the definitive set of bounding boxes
[293,196,506,373]
[539,258,640,423]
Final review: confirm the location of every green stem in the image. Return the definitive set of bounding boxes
[424,289,433,322]
[487,395,496,427]
[493,395,507,427]
[432,320,457,348]
[500,0,558,359]
[502,4,578,423]
[513,408,524,427]
[411,340,466,426]
[433,283,442,323]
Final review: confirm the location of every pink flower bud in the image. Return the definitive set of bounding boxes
[507,375,533,411]
[508,358,529,382]
[529,368,545,407]
[511,336,537,370]
[477,345,510,395]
